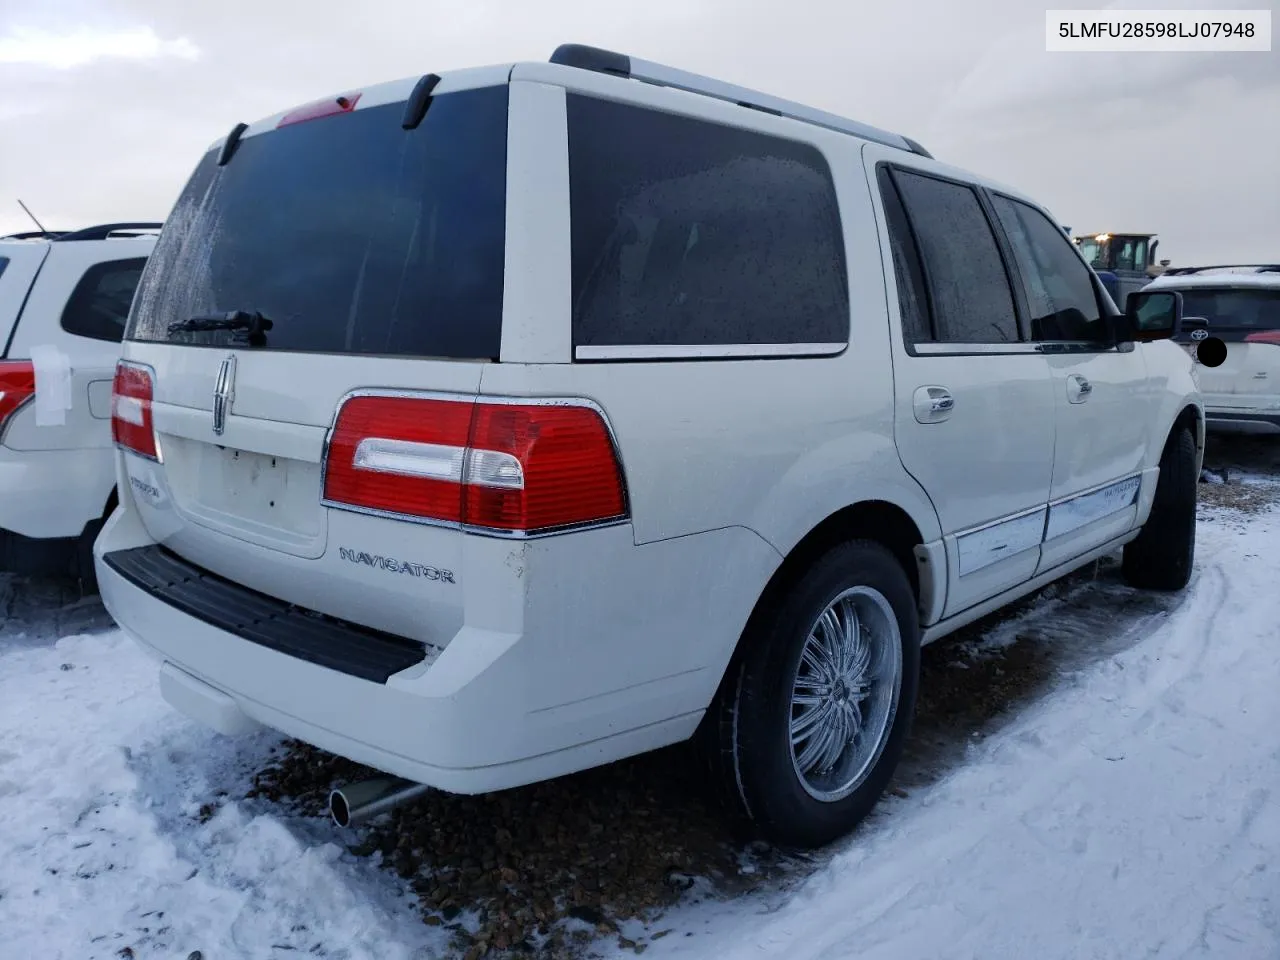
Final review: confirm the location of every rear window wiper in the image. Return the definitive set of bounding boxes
[168,310,274,347]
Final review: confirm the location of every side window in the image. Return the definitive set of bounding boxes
[565,95,849,350]
[61,257,147,343]
[875,168,931,343]
[891,169,1020,344]
[991,196,1106,343]
[0,257,9,280]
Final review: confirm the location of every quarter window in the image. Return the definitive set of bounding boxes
[61,257,147,343]
[566,95,849,352]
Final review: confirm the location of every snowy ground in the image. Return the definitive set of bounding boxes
[2,435,1277,960]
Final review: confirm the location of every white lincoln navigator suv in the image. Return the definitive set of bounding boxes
[94,45,1203,848]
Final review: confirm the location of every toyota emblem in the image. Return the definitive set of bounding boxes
[1190,328,1209,341]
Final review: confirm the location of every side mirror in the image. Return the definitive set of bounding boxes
[1121,289,1183,342]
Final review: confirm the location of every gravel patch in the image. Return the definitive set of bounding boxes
[247,744,800,958]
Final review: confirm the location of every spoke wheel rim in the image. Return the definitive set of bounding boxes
[788,585,902,803]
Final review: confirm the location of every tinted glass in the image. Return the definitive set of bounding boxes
[127,87,509,359]
[1180,288,1280,333]
[566,95,849,348]
[892,170,1019,343]
[876,168,931,343]
[992,196,1106,342]
[60,257,146,343]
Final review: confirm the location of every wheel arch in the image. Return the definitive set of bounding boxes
[1168,401,1205,473]
[704,499,932,713]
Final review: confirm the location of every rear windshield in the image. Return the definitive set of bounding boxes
[1180,287,1280,330]
[126,85,509,359]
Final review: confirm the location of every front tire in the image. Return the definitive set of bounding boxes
[702,540,920,849]
[1123,426,1197,591]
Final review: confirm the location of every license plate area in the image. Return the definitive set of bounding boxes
[219,447,290,516]
[158,435,326,553]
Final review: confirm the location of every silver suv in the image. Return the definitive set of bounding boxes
[94,45,1203,848]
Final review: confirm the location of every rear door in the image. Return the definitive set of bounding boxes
[115,71,512,646]
[1175,284,1280,413]
[986,193,1150,571]
[869,154,1056,618]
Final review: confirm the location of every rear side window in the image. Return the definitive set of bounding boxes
[0,258,8,280]
[61,257,147,343]
[991,195,1106,343]
[127,86,509,359]
[1179,288,1280,332]
[876,168,930,343]
[566,95,849,353]
[890,169,1019,344]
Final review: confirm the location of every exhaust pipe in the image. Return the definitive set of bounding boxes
[329,776,432,828]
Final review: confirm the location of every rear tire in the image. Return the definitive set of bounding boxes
[1122,426,1197,591]
[700,540,920,850]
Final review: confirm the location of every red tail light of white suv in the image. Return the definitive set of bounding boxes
[322,393,628,536]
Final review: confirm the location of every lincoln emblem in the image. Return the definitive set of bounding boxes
[212,354,236,436]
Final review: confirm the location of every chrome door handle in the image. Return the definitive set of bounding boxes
[913,386,954,423]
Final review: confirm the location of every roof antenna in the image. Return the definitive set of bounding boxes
[16,199,47,233]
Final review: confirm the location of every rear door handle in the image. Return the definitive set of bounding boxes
[913,386,954,423]
[1067,374,1092,403]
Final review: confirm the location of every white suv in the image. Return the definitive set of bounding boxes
[94,46,1203,848]
[1,224,158,587]
[1143,266,1280,435]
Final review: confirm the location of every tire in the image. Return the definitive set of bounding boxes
[699,539,920,850]
[1122,426,1197,591]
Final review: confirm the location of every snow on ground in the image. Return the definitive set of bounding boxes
[1,438,1277,960]
[0,628,442,959]
[647,503,1280,960]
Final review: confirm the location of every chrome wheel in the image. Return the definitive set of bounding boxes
[789,585,902,802]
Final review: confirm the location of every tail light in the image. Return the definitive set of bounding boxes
[322,394,628,535]
[0,360,36,437]
[1245,331,1280,346]
[111,361,159,461]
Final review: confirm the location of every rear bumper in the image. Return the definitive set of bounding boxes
[0,445,115,539]
[0,527,79,577]
[94,496,780,794]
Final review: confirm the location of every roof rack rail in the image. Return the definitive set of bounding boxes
[52,222,164,242]
[1,230,69,240]
[1162,264,1280,276]
[549,43,933,159]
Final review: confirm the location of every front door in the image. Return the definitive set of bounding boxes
[868,154,1057,618]
[987,193,1151,572]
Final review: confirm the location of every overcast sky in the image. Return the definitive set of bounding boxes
[1,0,1275,264]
